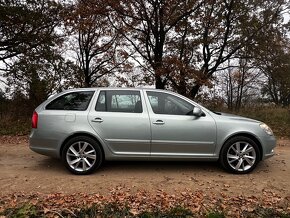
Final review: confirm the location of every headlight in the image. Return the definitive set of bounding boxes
[260,123,273,136]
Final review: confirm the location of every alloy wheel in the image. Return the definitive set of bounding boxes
[227,141,256,172]
[66,141,97,172]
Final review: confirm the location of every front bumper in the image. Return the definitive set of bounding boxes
[260,135,276,160]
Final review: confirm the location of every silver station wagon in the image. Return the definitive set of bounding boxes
[30,88,276,175]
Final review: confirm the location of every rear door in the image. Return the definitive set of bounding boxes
[88,89,151,156]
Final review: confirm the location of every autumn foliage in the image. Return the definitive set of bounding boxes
[0,0,289,106]
[1,188,290,217]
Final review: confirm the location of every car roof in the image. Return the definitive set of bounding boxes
[62,87,171,92]
[47,87,181,100]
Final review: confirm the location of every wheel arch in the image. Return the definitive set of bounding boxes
[60,132,105,159]
[220,132,263,160]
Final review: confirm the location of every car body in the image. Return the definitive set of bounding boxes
[29,88,276,174]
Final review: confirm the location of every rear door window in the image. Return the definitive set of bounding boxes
[95,90,142,113]
[46,91,94,111]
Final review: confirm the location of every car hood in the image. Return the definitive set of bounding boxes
[214,112,260,123]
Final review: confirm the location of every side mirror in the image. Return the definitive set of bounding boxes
[192,107,203,117]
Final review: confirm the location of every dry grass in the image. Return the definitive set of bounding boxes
[0,116,31,135]
[236,107,290,138]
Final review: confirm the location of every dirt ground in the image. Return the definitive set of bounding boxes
[0,137,289,198]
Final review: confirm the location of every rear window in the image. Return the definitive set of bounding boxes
[46,91,94,111]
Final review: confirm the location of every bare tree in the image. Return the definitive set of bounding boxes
[221,59,262,111]
[64,0,128,87]
[178,0,289,98]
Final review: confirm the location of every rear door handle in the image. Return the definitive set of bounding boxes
[91,117,103,123]
[153,120,165,125]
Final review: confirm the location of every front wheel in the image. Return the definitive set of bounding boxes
[220,136,260,174]
[62,136,103,175]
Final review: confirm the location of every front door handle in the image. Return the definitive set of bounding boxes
[153,120,165,125]
[91,117,103,123]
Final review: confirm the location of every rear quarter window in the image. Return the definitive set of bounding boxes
[46,91,94,111]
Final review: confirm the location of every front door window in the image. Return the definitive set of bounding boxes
[146,91,194,115]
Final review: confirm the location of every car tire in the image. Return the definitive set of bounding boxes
[62,136,103,175]
[219,136,261,174]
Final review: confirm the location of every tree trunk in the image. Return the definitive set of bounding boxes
[84,74,91,87]
[178,80,187,97]
[155,75,165,89]
[235,68,245,111]
[190,84,200,99]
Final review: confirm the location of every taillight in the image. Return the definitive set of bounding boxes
[32,111,38,129]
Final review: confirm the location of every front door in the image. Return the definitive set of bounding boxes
[88,90,151,156]
[144,91,216,157]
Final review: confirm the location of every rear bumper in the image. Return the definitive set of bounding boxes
[29,130,61,158]
[29,145,59,158]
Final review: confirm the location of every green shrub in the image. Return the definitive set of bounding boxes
[206,211,225,218]
[1,204,40,218]
[2,203,290,218]
[242,207,290,218]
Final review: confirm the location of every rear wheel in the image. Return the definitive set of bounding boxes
[62,136,103,175]
[220,136,260,174]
